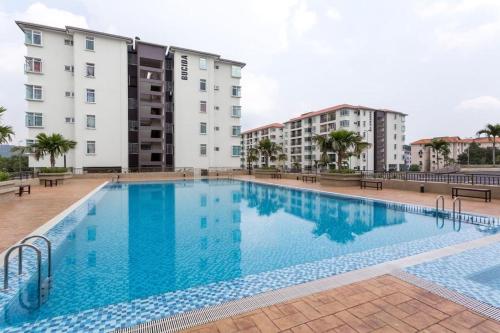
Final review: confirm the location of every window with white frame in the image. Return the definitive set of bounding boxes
[339,120,350,127]
[200,101,207,113]
[25,85,42,100]
[86,63,95,77]
[231,66,241,78]
[25,57,42,73]
[200,144,207,156]
[86,141,96,154]
[200,122,207,134]
[200,79,206,91]
[64,38,73,46]
[232,126,241,137]
[64,65,74,72]
[199,58,207,70]
[86,115,96,129]
[86,89,95,103]
[231,105,241,118]
[65,91,74,97]
[85,36,95,50]
[26,139,35,146]
[25,112,43,127]
[232,145,241,157]
[25,29,42,45]
[231,85,241,97]
[65,117,75,124]
[340,109,350,116]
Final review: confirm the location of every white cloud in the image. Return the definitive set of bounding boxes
[326,7,341,21]
[240,72,280,128]
[18,2,88,28]
[291,0,318,36]
[457,96,500,111]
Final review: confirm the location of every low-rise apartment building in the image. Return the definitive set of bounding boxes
[283,104,407,171]
[411,136,495,171]
[240,123,284,168]
[17,21,244,172]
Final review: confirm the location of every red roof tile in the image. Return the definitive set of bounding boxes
[285,104,404,122]
[241,122,284,135]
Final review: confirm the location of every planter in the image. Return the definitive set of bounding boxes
[0,180,15,198]
[254,169,280,179]
[320,172,362,187]
[38,172,73,185]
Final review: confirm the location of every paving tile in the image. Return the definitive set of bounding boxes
[370,326,400,333]
[442,310,486,329]
[382,293,413,305]
[307,314,345,332]
[348,302,381,318]
[420,324,454,333]
[334,324,358,333]
[273,312,309,331]
[370,299,411,319]
[404,299,448,320]
[434,300,466,316]
[215,318,238,333]
[334,310,373,333]
[291,324,315,333]
[470,320,500,333]
[263,305,286,320]
[233,316,255,330]
[315,301,347,316]
[402,311,441,330]
[372,311,417,333]
[249,312,279,333]
[291,301,323,320]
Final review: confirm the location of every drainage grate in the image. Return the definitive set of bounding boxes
[391,270,500,322]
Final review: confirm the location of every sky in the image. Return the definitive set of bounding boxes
[0,0,499,144]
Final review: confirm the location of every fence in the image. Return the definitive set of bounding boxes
[362,171,500,186]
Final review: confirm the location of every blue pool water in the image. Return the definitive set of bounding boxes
[0,179,495,331]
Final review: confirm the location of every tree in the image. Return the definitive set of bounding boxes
[328,130,369,170]
[409,164,421,172]
[0,106,14,144]
[245,147,259,174]
[477,123,500,166]
[31,133,76,168]
[425,138,449,170]
[312,134,331,168]
[257,138,282,168]
[276,152,287,169]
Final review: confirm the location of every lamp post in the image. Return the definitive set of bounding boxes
[17,140,23,184]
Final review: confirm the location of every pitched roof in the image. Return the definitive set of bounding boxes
[285,104,406,122]
[242,123,284,135]
[411,136,494,145]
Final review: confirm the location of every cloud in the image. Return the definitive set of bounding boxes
[291,0,318,36]
[240,72,280,128]
[326,7,341,21]
[18,2,88,28]
[457,96,500,111]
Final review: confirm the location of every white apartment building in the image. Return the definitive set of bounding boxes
[17,21,244,172]
[240,123,284,168]
[411,136,495,171]
[283,104,407,171]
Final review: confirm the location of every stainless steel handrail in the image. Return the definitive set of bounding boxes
[435,195,445,212]
[20,235,52,279]
[452,197,462,221]
[3,244,42,307]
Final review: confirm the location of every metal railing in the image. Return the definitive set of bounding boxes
[361,171,500,186]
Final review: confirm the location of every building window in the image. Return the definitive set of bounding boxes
[85,36,95,50]
[25,112,43,127]
[25,85,42,100]
[214,126,220,131]
[65,91,74,97]
[25,57,42,73]
[25,29,42,45]
[232,146,241,157]
[394,124,397,130]
[231,105,241,118]
[86,141,96,154]
[86,89,95,103]
[64,38,73,46]
[64,65,74,72]
[200,101,207,113]
[200,144,207,156]
[65,117,75,124]
[394,144,397,150]
[200,122,207,134]
[199,58,207,70]
[339,120,349,127]
[26,139,35,146]
[231,86,241,97]
[231,66,241,78]
[200,79,206,91]
[86,115,96,129]
[232,126,241,137]
[86,63,95,77]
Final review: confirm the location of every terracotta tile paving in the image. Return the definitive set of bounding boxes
[0,178,106,253]
[184,275,500,333]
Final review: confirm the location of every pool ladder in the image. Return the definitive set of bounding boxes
[435,195,462,231]
[2,235,52,308]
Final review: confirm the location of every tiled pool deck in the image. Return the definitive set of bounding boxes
[1,176,499,332]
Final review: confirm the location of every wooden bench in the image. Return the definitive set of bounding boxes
[452,187,491,202]
[271,173,282,179]
[16,184,31,196]
[43,179,64,187]
[302,175,317,183]
[360,180,383,190]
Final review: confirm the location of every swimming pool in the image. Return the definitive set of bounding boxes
[0,179,496,332]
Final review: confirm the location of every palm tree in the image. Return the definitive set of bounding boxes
[477,123,500,166]
[246,147,259,174]
[31,133,76,168]
[425,138,449,170]
[276,152,287,170]
[312,134,331,168]
[0,106,14,144]
[257,138,282,168]
[329,130,369,170]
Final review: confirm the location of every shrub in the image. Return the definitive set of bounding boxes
[409,164,421,172]
[0,171,10,181]
[39,167,68,173]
